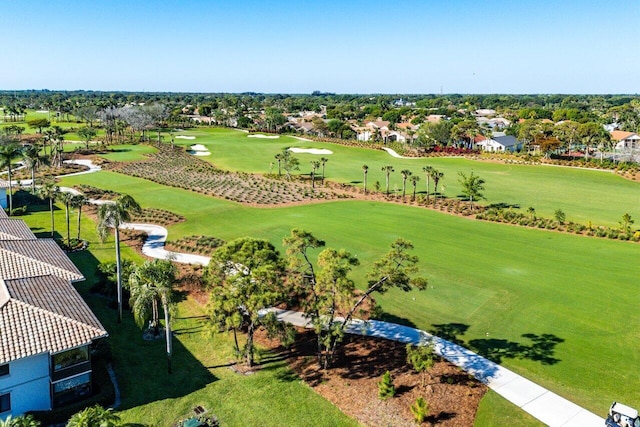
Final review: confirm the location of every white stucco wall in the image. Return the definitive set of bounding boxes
[0,353,51,418]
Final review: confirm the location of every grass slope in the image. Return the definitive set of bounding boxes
[169,128,640,226]
[58,170,640,421]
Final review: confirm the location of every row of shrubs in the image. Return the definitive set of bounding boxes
[477,208,640,242]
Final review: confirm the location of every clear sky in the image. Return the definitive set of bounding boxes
[2,0,639,94]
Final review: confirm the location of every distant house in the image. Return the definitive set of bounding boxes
[0,214,107,419]
[0,181,7,210]
[475,134,521,152]
[610,131,640,151]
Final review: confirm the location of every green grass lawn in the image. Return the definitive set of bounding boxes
[19,199,358,427]
[57,170,640,423]
[168,127,640,227]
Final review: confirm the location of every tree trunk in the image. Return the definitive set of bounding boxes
[49,198,55,238]
[164,299,172,374]
[76,206,82,240]
[31,167,36,194]
[65,203,70,246]
[7,167,12,215]
[115,226,123,324]
[246,322,255,367]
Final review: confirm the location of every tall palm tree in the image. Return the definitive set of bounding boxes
[70,194,87,241]
[274,152,284,177]
[98,194,141,323]
[410,175,420,201]
[320,156,328,185]
[129,259,177,373]
[430,169,444,201]
[362,164,369,194]
[0,140,22,215]
[400,169,412,198]
[310,160,320,189]
[422,165,434,203]
[36,180,60,238]
[381,165,394,196]
[59,191,75,247]
[22,144,46,194]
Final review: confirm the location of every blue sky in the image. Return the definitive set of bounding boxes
[2,0,639,94]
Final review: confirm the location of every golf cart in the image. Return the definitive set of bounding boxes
[605,402,640,427]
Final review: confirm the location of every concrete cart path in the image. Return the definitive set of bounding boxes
[260,309,605,427]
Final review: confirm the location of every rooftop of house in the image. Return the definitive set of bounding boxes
[0,219,107,365]
[610,130,638,141]
[0,181,10,189]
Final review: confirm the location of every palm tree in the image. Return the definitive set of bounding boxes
[400,169,412,198]
[410,175,420,201]
[430,169,444,201]
[320,156,328,185]
[310,160,320,189]
[362,164,369,194]
[36,180,60,238]
[98,194,141,323]
[0,140,22,215]
[274,152,284,176]
[71,194,87,241]
[59,191,75,247]
[0,415,41,427]
[67,405,120,427]
[422,165,434,203]
[129,259,177,373]
[22,144,46,194]
[381,165,394,196]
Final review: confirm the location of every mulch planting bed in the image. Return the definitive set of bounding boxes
[254,329,487,427]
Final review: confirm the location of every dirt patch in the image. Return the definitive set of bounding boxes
[254,329,486,427]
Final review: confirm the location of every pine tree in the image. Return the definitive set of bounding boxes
[378,370,396,400]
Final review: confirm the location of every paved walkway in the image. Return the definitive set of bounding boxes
[262,309,604,427]
[60,159,604,426]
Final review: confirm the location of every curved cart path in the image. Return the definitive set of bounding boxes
[55,157,604,426]
[122,221,603,426]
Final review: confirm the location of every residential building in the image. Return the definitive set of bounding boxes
[0,215,107,419]
[610,130,640,151]
[475,134,521,152]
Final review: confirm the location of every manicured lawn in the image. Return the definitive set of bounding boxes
[97,144,158,162]
[57,170,640,422]
[170,127,640,226]
[19,202,358,427]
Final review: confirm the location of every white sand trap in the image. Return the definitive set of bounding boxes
[190,144,208,151]
[289,147,333,155]
[176,135,196,140]
[36,110,49,113]
[248,134,280,139]
[188,150,211,156]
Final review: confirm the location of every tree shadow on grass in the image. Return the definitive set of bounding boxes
[69,249,218,410]
[486,202,521,210]
[373,310,418,328]
[430,323,564,365]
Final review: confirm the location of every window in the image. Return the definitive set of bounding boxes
[0,393,10,413]
[52,373,91,407]
[0,364,8,377]
[52,347,89,372]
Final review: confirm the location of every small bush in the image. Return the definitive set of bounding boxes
[378,370,396,400]
[410,397,429,424]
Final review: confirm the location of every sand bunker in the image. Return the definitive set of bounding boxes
[248,134,280,139]
[36,110,49,113]
[188,144,210,156]
[289,148,333,155]
[176,135,196,140]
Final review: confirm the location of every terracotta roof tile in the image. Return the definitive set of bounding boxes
[0,209,7,219]
[0,219,37,240]
[611,130,637,141]
[5,275,103,330]
[0,240,83,281]
[0,298,106,364]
